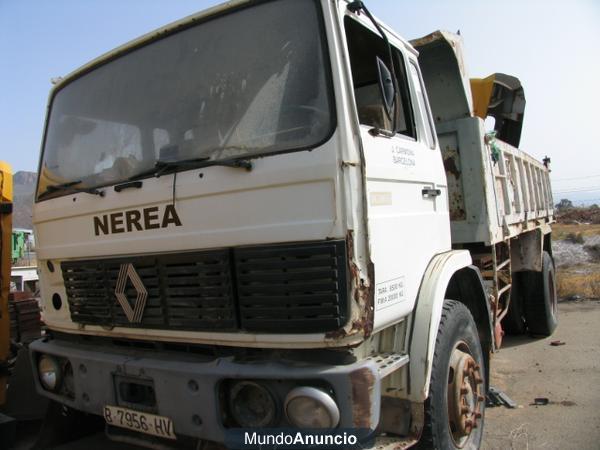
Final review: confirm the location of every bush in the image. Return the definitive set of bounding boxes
[565,232,585,244]
[584,244,600,262]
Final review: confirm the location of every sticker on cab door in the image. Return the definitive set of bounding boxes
[375,276,406,311]
[391,146,415,167]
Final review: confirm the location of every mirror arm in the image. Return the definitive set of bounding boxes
[348,1,400,132]
[368,127,395,138]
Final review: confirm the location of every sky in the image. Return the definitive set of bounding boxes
[1,0,599,204]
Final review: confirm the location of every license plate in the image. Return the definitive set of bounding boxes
[104,405,176,440]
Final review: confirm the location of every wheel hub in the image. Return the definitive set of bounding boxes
[447,346,484,446]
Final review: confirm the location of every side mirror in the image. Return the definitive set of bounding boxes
[376,56,395,120]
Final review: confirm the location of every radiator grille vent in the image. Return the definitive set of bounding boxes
[235,241,347,332]
[63,250,236,331]
[62,241,347,333]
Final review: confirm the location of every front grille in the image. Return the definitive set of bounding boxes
[61,240,348,334]
[235,241,347,332]
[63,250,236,331]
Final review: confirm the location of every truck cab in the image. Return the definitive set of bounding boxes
[29,1,555,449]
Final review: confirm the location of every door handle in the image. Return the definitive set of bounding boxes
[422,188,441,198]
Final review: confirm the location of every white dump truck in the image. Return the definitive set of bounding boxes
[29,1,555,449]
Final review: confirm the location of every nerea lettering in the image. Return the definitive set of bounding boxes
[143,207,161,230]
[162,204,182,228]
[110,212,125,233]
[125,210,142,232]
[93,215,109,236]
[93,205,182,236]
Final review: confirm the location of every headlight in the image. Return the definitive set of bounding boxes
[285,386,340,428]
[38,355,62,392]
[229,381,277,427]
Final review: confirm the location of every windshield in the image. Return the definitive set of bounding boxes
[37,0,333,200]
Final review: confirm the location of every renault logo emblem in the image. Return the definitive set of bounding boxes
[115,263,148,323]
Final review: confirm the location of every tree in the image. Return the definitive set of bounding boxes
[555,198,573,210]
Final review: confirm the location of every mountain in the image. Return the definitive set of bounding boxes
[13,171,37,187]
[12,171,36,229]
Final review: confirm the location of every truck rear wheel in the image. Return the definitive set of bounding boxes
[419,300,485,450]
[523,251,558,336]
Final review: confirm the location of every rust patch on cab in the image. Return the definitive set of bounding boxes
[326,231,374,340]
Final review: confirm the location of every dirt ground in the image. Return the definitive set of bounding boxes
[482,300,600,450]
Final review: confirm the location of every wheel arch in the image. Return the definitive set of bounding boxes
[407,251,491,402]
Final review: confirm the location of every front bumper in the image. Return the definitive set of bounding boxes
[29,337,382,444]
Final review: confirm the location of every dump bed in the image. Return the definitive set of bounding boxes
[437,117,553,245]
[411,31,553,246]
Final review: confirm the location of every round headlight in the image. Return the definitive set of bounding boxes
[229,381,277,427]
[38,355,62,392]
[285,386,340,428]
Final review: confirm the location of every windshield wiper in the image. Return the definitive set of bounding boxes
[38,180,105,199]
[193,158,253,171]
[129,157,210,180]
[129,156,253,181]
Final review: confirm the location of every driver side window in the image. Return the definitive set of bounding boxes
[344,16,415,138]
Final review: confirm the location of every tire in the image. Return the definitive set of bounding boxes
[419,300,486,450]
[523,251,558,336]
[501,272,527,334]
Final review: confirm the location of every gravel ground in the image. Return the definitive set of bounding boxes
[553,235,600,268]
[482,300,600,450]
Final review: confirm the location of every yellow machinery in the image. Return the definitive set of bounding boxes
[470,74,496,120]
[0,163,49,448]
[0,162,12,406]
[470,73,526,148]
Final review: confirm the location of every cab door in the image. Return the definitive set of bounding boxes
[343,14,450,331]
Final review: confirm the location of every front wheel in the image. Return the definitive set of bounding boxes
[419,300,486,450]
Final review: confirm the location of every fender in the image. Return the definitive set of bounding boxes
[406,250,472,402]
